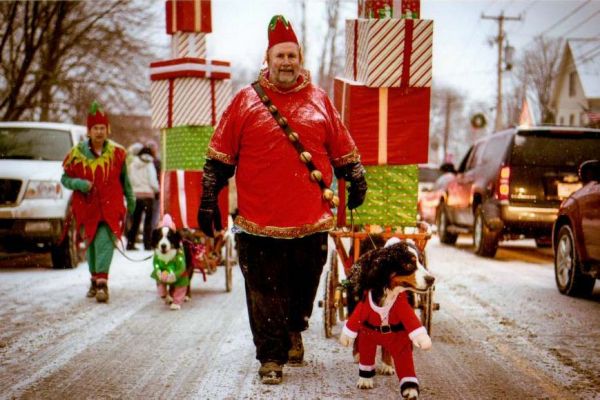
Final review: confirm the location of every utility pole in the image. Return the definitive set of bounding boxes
[482,11,521,131]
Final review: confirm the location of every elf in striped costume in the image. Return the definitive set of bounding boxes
[61,101,135,303]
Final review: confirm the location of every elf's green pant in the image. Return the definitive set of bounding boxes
[86,222,115,281]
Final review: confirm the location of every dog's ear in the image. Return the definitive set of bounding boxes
[172,230,182,249]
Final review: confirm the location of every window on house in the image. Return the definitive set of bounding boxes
[559,116,564,125]
[569,114,575,126]
[569,72,576,97]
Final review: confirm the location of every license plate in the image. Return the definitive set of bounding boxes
[557,182,582,199]
[24,221,52,232]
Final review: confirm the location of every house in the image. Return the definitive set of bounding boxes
[550,38,600,127]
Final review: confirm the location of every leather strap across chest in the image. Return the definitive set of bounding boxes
[251,81,339,208]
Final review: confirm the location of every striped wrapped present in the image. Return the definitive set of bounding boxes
[161,126,213,171]
[344,18,433,88]
[171,32,207,58]
[358,0,421,19]
[166,0,212,34]
[337,165,418,227]
[333,77,429,166]
[150,58,232,129]
[161,169,228,230]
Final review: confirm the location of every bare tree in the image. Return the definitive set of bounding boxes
[0,1,156,123]
[512,36,563,124]
[317,0,341,95]
[429,84,467,165]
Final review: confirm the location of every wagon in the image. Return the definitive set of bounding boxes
[318,222,438,338]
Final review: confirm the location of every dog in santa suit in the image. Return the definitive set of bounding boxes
[339,237,435,400]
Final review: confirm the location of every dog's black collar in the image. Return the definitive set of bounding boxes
[363,321,404,334]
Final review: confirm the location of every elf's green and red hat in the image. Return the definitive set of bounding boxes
[267,15,298,50]
[87,100,109,130]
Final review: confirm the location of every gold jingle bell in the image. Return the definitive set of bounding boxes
[288,131,299,142]
[300,151,312,163]
[310,170,323,182]
[322,188,334,201]
[260,95,269,104]
[329,195,340,208]
[278,116,287,126]
[268,104,278,113]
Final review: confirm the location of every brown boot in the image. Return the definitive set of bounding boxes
[86,279,97,298]
[288,331,304,366]
[95,279,109,303]
[258,361,283,385]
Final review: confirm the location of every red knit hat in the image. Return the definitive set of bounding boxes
[267,15,298,50]
[87,100,109,130]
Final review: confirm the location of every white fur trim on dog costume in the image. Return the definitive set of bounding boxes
[342,324,358,339]
[408,326,428,341]
[400,376,419,387]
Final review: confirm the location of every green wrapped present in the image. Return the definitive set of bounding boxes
[345,164,418,227]
[162,125,214,171]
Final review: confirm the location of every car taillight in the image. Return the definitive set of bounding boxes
[497,166,510,202]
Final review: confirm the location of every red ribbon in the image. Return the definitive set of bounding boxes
[400,19,414,88]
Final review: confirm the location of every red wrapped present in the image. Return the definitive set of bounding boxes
[166,0,212,34]
[358,0,420,19]
[333,77,430,166]
[160,170,229,230]
[344,18,433,88]
[171,32,207,58]
[150,58,232,128]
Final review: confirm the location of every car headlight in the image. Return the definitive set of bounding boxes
[25,180,63,199]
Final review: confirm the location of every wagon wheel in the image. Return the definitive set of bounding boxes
[224,235,233,292]
[418,288,433,335]
[322,250,339,338]
[332,254,347,322]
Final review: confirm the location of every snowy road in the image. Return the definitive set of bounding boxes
[0,235,599,399]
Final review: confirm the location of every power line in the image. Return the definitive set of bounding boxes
[560,10,600,37]
[540,0,591,35]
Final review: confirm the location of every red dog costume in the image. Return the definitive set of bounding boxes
[342,290,426,388]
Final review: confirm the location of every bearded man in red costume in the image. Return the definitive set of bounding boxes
[197,15,367,384]
[62,101,135,303]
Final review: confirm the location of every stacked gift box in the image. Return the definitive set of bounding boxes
[150,0,231,230]
[335,0,432,228]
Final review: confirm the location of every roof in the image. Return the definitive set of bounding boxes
[568,38,600,99]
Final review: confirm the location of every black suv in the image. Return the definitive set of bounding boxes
[436,126,600,257]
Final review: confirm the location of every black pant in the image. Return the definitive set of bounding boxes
[126,198,154,249]
[237,232,328,364]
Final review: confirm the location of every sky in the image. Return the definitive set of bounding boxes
[149,0,600,108]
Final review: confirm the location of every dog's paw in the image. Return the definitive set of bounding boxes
[339,333,354,347]
[412,332,432,350]
[170,303,181,311]
[376,362,395,375]
[402,387,419,400]
[165,295,173,305]
[356,377,374,389]
[184,295,191,302]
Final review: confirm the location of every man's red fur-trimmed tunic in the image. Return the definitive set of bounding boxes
[207,70,360,238]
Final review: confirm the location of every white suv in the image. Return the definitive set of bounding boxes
[0,122,87,268]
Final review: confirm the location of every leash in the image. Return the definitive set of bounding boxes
[113,237,153,262]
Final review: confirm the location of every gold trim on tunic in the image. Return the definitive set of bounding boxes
[235,215,335,238]
[206,146,236,165]
[331,147,361,168]
[258,68,311,94]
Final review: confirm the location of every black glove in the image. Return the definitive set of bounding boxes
[334,162,367,210]
[197,159,235,237]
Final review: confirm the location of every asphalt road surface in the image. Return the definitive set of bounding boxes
[0,235,599,399]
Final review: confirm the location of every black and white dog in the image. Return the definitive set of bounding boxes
[150,215,194,309]
[340,237,435,400]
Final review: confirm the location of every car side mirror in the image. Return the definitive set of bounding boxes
[579,160,600,184]
[440,162,456,174]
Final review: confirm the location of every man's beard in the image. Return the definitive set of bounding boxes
[275,69,298,85]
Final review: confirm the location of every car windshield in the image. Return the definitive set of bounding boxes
[0,127,73,161]
[511,131,600,167]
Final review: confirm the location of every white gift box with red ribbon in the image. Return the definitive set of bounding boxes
[150,58,232,129]
[171,32,207,58]
[344,18,433,88]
